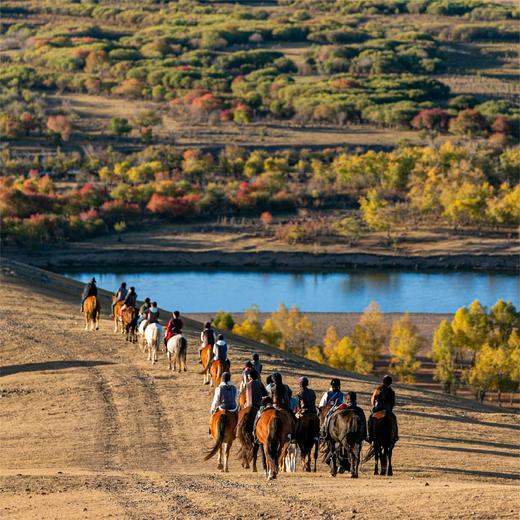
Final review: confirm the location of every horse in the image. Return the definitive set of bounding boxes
[204,409,238,472]
[284,441,300,473]
[166,333,187,372]
[236,406,257,470]
[83,296,100,331]
[252,408,295,480]
[295,412,320,472]
[113,299,124,334]
[321,407,362,478]
[143,322,162,364]
[199,344,212,385]
[238,388,247,409]
[363,410,398,476]
[210,359,229,388]
[137,319,148,352]
[122,306,138,342]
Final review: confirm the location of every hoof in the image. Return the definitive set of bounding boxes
[351,473,358,479]
[338,466,345,474]
[217,463,224,470]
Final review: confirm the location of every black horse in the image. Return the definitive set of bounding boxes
[364,410,398,476]
[321,408,363,478]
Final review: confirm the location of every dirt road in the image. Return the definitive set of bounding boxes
[1,260,518,519]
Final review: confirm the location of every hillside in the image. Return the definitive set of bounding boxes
[0,258,518,519]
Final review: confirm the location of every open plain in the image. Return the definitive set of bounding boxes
[0,259,518,519]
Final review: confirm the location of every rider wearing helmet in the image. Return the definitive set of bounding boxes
[210,372,237,414]
[80,277,97,313]
[319,378,344,408]
[111,282,127,316]
[319,378,345,439]
[271,372,291,410]
[296,376,317,416]
[367,375,398,443]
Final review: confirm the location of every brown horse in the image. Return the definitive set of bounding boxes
[83,296,100,331]
[122,306,138,342]
[199,344,212,385]
[363,410,397,476]
[238,388,247,409]
[321,407,362,478]
[204,409,238,472]
[253,408,295,480]
[113,299,124,334]
[295,412,320,472]
[235,406,257,470]
[210,359,229,388]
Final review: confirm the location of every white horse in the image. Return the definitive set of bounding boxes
[144,323,162,365]
[284,441,300,473]
[166,334,187,372]
[137,319,148,352]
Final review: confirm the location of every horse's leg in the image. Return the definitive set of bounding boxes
[217,445,223,471]
[387,446,393,477]
[224,440,232,473]
[380,445,387,476]
[252,442,259,473]
[259,444,267,477]
[351,444,360,478]
[374,444,380,475]
[329,446,338,477]
[313,439,319,473]
[168,352,172,371]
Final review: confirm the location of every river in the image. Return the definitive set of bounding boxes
[61,268,518,313]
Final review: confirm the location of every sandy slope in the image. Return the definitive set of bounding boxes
[0,259,518,520]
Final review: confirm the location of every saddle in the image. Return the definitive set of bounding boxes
[372,410,387,420]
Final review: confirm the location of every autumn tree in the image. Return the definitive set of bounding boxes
[431,320,459,394]
[269,304,315,356]
[47,115,72,142]
[108,117,132,138]
[451,300,489,362]
[389,314,423,383]
[350,302,388,373]
[213,310,235,331]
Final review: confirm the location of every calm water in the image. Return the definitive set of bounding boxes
[61,269,518,313]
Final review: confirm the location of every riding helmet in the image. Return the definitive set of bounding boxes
[331,377,341,389]
[383,375,393,386]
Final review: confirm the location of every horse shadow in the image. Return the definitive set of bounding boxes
[1,360,114,377]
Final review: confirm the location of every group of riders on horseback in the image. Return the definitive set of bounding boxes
[80,277,398,479]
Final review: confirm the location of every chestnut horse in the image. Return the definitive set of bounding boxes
[113,299,124,334]
[204,409,238,472]
[83,296,100,331]
[295,412,320,472]
[210,359,229,388]
[253,408,295,480]
[321,407,362,478]
[199,344,212,385]
[363,410,398,476]
[122,306,138,342]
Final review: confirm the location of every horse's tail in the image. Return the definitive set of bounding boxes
[267,416,281,469]
[204,414,227,461]
[362,445,375,464]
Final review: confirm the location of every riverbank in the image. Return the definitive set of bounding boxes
[3,222,519,272]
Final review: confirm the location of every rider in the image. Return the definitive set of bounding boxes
[198,321,216,363]
[264,374,274,396]
[271,372,291,411]
[165,311,183,346]
[296,376,317,417]
[119,286,137,318]
[245,369,267,409]
[251,353,262,379]
[367,375,398,443]
[111,282,127,316]
[212,334,230,370]
[240,361,253,392]
[80,277,97,313]
[345,391,367,442]
[147,301,160,324]
[319,378,344,438]
[210,372,237,414]
[137,298,151,327]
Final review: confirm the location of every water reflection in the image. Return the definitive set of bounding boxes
[60,269,519,313]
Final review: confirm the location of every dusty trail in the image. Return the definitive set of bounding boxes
[0,259,518,519]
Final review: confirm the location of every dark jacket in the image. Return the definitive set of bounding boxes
[139,302,151,316]
[372,385,395,411]
[346,402,367,438]
[124,291,137,307]
[81,282,97,300]
[272,383,291,410]
[245,380,267,409]
[297,388,317,414]
[115,286,127,301]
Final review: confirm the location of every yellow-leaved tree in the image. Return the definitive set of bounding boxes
[431,319,459,394]
[389,314,423,383]
[269,304,315,356]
